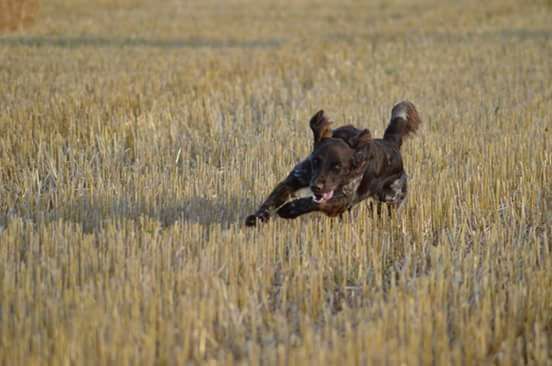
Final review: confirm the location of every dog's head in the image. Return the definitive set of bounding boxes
[308,111,371,203]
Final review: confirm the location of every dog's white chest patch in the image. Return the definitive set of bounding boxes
[293,187,314,199]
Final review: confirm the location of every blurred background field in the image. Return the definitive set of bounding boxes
[0,0,550,364]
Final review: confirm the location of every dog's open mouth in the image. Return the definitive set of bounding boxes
[313,190,334,203]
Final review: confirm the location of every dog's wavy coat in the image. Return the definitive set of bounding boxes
[245,101,421,226]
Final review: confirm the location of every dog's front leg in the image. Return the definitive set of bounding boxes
[276,198,318,219]
[245,161,311,226]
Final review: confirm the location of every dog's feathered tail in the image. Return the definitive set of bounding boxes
[383,101,421,148]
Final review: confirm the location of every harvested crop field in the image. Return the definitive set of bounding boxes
[0,0,551,364]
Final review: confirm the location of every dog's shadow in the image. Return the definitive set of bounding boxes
[151,196,254,227]
[2,196,255,234]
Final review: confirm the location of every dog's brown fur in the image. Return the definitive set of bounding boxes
[245,101,421,226]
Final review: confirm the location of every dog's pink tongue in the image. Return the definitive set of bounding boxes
[323,191,334,201]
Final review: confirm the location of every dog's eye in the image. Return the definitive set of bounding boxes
[332,163,341,172]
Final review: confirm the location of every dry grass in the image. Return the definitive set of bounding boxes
[0,0,551,364]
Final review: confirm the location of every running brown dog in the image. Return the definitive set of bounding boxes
[245,101,421,226]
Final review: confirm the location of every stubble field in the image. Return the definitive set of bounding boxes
[0,0,551,364]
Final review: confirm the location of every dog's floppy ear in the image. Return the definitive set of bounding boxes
[310,110,332,147]
[349,129,372,168]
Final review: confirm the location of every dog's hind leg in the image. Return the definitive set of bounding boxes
[367,200,385,218]
[396,194,407,217]
[381,173,408,218]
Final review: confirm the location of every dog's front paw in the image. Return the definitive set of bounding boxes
[245,210,270,227]
[245,215,258,226]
